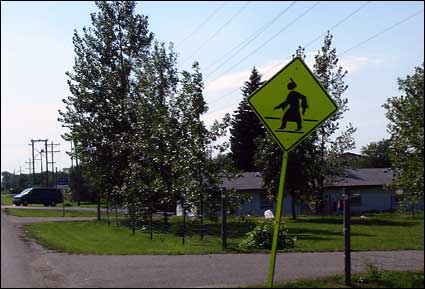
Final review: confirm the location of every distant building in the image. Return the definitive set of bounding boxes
[222,172,302,217]
[221,168,423,216]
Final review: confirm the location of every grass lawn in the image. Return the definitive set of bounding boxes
[251,269,424,288]
[284,212,424,252]
[1,194,13,205]
[4,208,98,218]
[26,220,225,255]
[23,212,424,255]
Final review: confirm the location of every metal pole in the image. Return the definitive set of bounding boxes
[267,151,289,288]
[182,203,186,245]
[221,188,227,251]
[343,187,351,286]
[51,142,55,178]
[150,210,153,240]
[75,146,80,206]
[40,151,43,177]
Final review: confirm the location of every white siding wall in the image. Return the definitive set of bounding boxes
[324,187,397,213]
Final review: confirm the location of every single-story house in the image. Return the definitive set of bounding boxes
[222,172,302,217]
[222,168,423,216]
[324,168,423,214]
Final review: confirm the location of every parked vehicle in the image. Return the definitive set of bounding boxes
[12,187,63,207]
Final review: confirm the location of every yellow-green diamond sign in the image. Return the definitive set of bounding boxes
[248,57,338,152]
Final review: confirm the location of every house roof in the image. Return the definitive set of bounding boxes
[222,172,263,190]
[221,168,394,190]
[326,168,394,188]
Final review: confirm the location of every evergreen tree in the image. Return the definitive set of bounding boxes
[230,67,265,171]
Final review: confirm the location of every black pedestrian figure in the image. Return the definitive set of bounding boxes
[274,78,308,130]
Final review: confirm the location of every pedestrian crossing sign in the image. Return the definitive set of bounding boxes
[248,57,338,152]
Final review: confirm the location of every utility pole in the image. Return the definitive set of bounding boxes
[25,158,32,174]
[49,141,60,188]
[30,140,35,185]
[70,140,80,206]
[38,150,43,176]
[45,140,49,187]
[30,139,48,187]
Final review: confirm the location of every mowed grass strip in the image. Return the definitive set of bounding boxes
[250,269,424,288]
[283,212,424,252]
[25,220,224,255]
[4,208,98,218]
[1,194,13,205]
[24,212,424,255]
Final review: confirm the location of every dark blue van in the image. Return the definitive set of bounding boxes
[12,187,63,207]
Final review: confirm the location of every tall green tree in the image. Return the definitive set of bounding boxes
[359,139,392,168]
[58,1,154,221]
[383,63,424,214]
[230,67,265,171]
[312,32,356,213]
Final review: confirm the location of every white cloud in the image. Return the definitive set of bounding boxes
[204,55,385,96]
[204,58,291,94]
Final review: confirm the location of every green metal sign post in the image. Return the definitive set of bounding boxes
[248,57,339,288]
[267,151,289,288]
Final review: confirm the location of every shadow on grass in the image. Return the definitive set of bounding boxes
[288,227,371,237]
[294,217,418,227]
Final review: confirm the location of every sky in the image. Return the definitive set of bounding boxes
[1,1,424,174]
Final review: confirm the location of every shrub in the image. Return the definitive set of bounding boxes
[239,220,296,250]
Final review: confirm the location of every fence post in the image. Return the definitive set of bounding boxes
[221,188,227,251]
[150,210,153,240]
[343,187,351,285]
[182,203,186,245]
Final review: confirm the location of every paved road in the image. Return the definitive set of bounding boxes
[1,209,424,288]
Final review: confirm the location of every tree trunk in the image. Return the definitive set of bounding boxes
[200,195,204,240]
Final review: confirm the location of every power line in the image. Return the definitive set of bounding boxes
[175,1,227,48]
[203,1,297,77]
[302,1,372,49]
[180,1,251,66]
[204,1,320,87]
[205,4,422,117]
[338,8,424,56]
